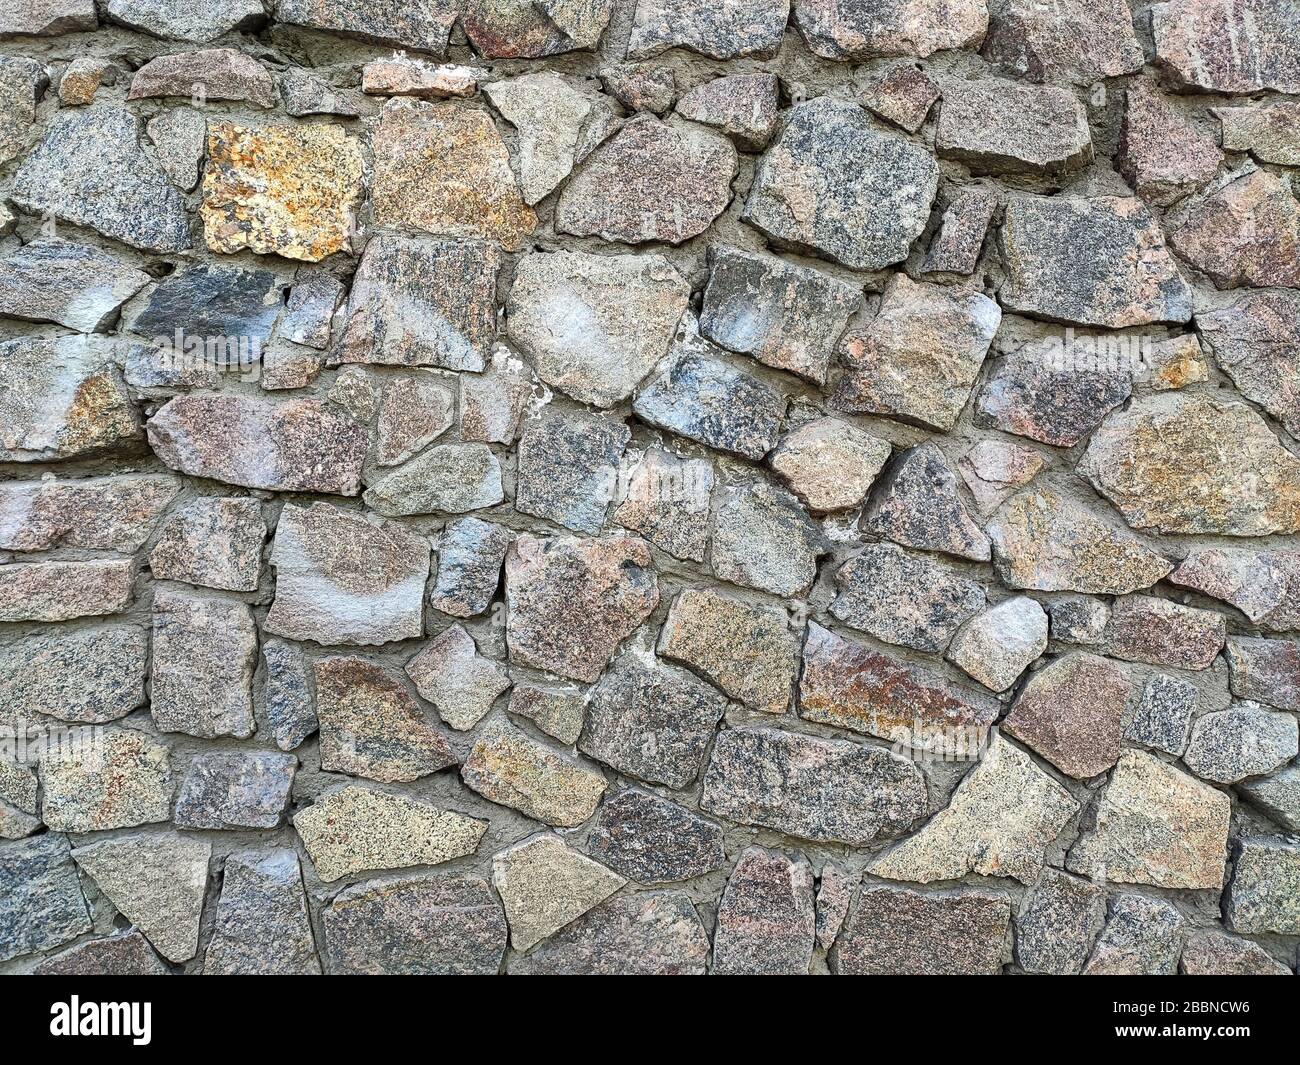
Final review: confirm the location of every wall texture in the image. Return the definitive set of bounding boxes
[1,0,1299,975]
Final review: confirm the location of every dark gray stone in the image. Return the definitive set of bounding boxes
[1014,868,1105,975]
[1083,894,1183,975]
[1126,673,1198,755]
[586,788,725,884]
[175,752,297,830]
[713,847,815,976]
[516,412,629,534]
[0,834,90,962]
[262,639,318,751]
[430,517,511,618]
[862,442,990,561]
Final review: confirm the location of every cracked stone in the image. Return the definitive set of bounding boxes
[1126,674,1198,756]
[128,48,276,107]
[700,245,862,385]
[831,886,1011,975]
[0,239,149,332]
[800,621,1000,751]
[0,559,134,623]
[406,625,511,731]
[0,624,146,725]
[1118,77,1222,206]
[946,596,1048,692]
[274,0,457,52]
[323,873,506,975]
[831,543,985,653]
[1153,0,1300,93]
[1083,894,1184,975]
[314,655,456,781]
[430,517,510,618]
[363,443,504,517]
[0,473,176,552]
[815,864,852,950]
[281,270,342,350]
[491,834,625,951]
[988,486,1172,594]
[863,442,990,561]
[871,734,1079,885]
[13,104,191,251]
[148,497,266,592]
[145,107,205,191]
[0,834,90,963]
[580,650,727,789]
[507,683,586,745]
[676,73,779,150]
[0,761,38,841]
[151,588,256,738]
[106,0,264,41]
[148,394,367,495]
[262,639,318,752]
[1217,101,1300,165]
[794,0,986,59]
[461,0,612,58]
[957,440,1044,516]
[293,784,486,883]
[769,418,890,513]
[72,832,210,963]
[659,588,797,714]
[335,234,499,371]
[515,411,629,534]
[1103,595,1225,671]
[1181,931,1292,975]
[1198,290,1300,440]
[937,78,1092,177]
[999,195,1191,327]
[265,503,429,645]
[586,788,725,884]
[744,97,938,270]
[371,100,535,250]
[205,849,319,975]
[1239,765,1300,833]
[701,725,928,845]
[984,0,1142,84]
[1226,839,1300,934]
[32,932,167,976]
[557,114,736,245]
[832,274,1001,431]
[374,374,454,467]
[1079,392,1300,536]
[1183,705,1298,784]
[627,0,789,59]
[279,67,365,117]
[860,64,939,133]
[505,533,658,683]
[40,727,171,834]
[1003,652,1129,779]
[175,752,296,830]
[1067,748,1230,889]
[461,717,606,827]
[612,447,714,562]
[923,188,998,274]
[713,848,815,976]
[1015,868,1105,975]
[1226,636,1300,711]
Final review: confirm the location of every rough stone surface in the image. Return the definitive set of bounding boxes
[814,864,852,951]
[923,188,997,274]
[612,447,714,561]
[946,596,1048,692]
[33,932,168,976]
[374,374,454,466]
[1153,0,1300,94]
[129,48,276,107]
[515,412,629,533]
[862,442,990,561]
[1015,869,1105,975]
[175,752,296,830]
[0,559,134,623]
[0,624,146,725]
[628,0,788,59]
[1126,673,1199,756]
[507,683,587,746]
[274,0,457,51]
[713,847,815,975]
[937,78,1092,177]
[40,727,172,833]
[404,626,510,731]
[711,478,826,596]
[1239,765,1300,833]
[0,474,176,552]
[106,0,264,42]
[0,239,149,331]
[1181,931,1292,976]
[149,497,266,592]
[957,439,1045,515]
[586,788,725,884]
[1118,78,1222,206]
[204,849,318,975]
[363,443,504,517]
[769,418,890,513]
[860,64,939,133]
[1083,894,1184,976]
[795,0,987,60]
[1183,706,1298,785]
[676,73,779,150]
[1226,840,1300,935]
[984,0,1142,84]
[1104,595,1226,671]
[1226,636,1300,712]
[1198,290,1300,440]
[1217,102,1300,166]
[0,834,90,963]
[430,518,510,618]
[262,640,318,751]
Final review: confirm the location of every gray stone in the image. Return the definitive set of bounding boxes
[281,271,343,350]
[0,56,46,166]
[0,336,141,462]
[40,727,172,833]
[701,725,928,845]
[999,195,1191,328]
[860,64,939,133]
[586,788,725,884]
[505,533,659,683]
[0,559,134,623]
[0,240,149,331]
[769,418,890,513]
[507,683,586,745]
[1083,895,1184,975]
[0,473,177,552]
[1003,652,1129,780]
[1104,595,1225,671]
[293,784,487,884]
[713,848,815,976]
[1198,290,1300,439]
[923,187,998,275]
[508,250,689,408]
[628,0,788,59]
[795,0,987,59]
[33,931,168,976]
[870,734,1079,885]
[149,497,266,592]
[699,245,861,385]
[128,48,276,107]
[128,264,282,350]
[516,412,629,534]
[279,68,365,118]
[937,78,1092,176]
[363,443,504,517]
[676,72,779,150]
[863,443,990,561]
[151,588,256,738]
[262,639,317,752]
[984,0,1142,84]
[1226,839,1300,935]
[72,832,210,963]
[461,717,606,827]
[1181,931,1293,975]
[659,588,796,714]
[510,891,709,974]
[815,864,852,951]
[323,873,506,975]
[12,105,191,252]
[831,543,985,653]
[1226,636,1300,711]
[580,651,727,789]
[600,63,675,112]
[205,849,318,975]
[1183,706,1298,785]
[556,114,736,245]
[460,0,612,59]
[1239,764,1300,832]
[334,235,499,371]
[831,886,1011,975]
[430,517,510,618]
[406,626,511,732]
[957,441,1045,518]
[106,0,264,41]
[1153,0,1300,93]
[832,274,1001,431]
[946,596,1048,692]
[148,394,367,495]
[612,447,714,562]
[145,107,206,191]
[274,0,458,52]
[1126,674,1198,755]
[460,353,534,444]
[265,503,429,646]
[175,752,297,830]
[1015,869,1105,975]
[315,655,456,782]
[0,834,90,963]
[0,624,146,726]
[1217,101,1300,166]
[1047,596,1110,647]
[0,1,96,36]
[1067,749,1230,890]
[1118,77,1222,206]
[744,97,938,270]
[712,478,826,597]
[491,834,626,951]
[633,327,785,460]
[988,487,1172,594]
[0,761,38,841]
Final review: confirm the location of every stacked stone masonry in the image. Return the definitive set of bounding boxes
[3,0,1300,977]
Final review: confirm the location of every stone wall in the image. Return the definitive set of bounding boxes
[1,0,1299,975]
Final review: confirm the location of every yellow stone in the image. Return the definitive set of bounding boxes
[201,120,364,262]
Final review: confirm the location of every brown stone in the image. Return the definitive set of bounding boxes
[1153,0,1300,93]
[1118,78,1222,206]
[1103,595,1226,671]
[1198,289,1300,439]
[712,848,815,976]
[983,0,1143,84]
[0,474,177,552]
[0,559,134,623]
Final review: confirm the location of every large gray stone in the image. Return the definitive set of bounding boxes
[515,412,628,534]
[174,752,297,830]
[205,849,320,975]
[0,834,90,963]
[0,240,149,331]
